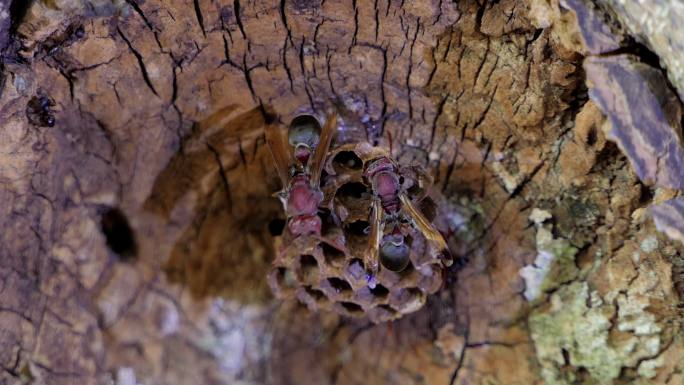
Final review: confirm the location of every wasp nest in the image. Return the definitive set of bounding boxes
[268,138,447,323]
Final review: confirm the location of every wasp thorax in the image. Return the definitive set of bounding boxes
[286,175,323,216]
[374,172,399,197]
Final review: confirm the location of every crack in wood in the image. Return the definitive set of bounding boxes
[117,28,159,97]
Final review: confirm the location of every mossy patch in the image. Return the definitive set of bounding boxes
[529,281,664,385]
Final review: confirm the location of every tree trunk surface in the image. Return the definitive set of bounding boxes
[0,1,683,385]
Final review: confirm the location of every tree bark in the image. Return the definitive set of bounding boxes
[0,0,682,385]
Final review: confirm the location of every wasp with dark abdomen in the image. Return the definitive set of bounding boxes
[265,112,338,238]
[364,156,453,282]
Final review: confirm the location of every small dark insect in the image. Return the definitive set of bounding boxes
[265,112,338,238]
[26,95,56,127]
[364,157,452,280]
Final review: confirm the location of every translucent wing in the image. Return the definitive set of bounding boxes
[366,198,383,277]
[197,105,239,132]
[264,122,294,187]
[399,193,453,266]
[309,112,337,187]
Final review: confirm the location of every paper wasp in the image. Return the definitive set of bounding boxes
[265,112,338,238]
[364,157,453,280]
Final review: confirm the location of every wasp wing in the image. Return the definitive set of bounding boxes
[197,105,239,132]
[366,198,383,277]
[309,112,337,187]
[399,194,453,266]
[264,122,294,187]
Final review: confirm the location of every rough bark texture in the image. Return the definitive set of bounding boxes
[0,1,683,385]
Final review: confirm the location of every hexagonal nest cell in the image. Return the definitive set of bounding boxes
[268,142,446,323]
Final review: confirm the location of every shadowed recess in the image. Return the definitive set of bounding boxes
[269,218,286,236]
[100,207,137,260]
[345,220,370,236]
[298,254,318,281]
[304,286,326,301]
[340,302,363,314]
[369,284,389,298]
[333,150,363,170]
[327,277,352,292]
[335,182,369,206]
[321,242,345,265]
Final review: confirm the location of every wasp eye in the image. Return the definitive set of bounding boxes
[379,241,410,272]
[288,115,321,148]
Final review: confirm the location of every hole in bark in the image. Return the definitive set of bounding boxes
[333,151,363,170]
[369,284,389,298]
[26,95,56,127]
[321,242,345,265]
[298,254,318,281]
[378,304,395,313]
[639,183,654,205]
[335,182,368,206]
[9,0,33,32]
[327,277,352,293]
[100,207,137,260]
[340,301,363,314]
[268,218,286,236]
[586,126,597,146]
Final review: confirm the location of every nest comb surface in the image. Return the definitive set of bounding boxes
[268,142,446,323]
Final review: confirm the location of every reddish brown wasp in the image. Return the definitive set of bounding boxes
[265,112,338,237]
[364,157,453,280]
